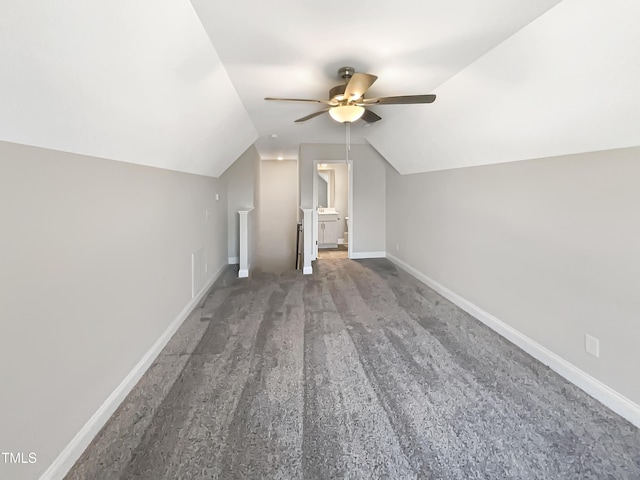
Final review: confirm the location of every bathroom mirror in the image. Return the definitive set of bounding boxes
[316,167,335,208]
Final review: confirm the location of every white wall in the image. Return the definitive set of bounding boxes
[299,143,386,256]
[0,140,228,480]
[256,160,299,272]
[386,146,640,407]
[221,144,260,263]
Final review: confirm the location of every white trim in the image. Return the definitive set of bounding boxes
[237,209,253,278]
[350,251,386,259]
[39,262,229,480]
[300,208,314,275]
[228,256,239,265]
[312,162,318,260]
[312,159,353,261]
[386,253,640,429]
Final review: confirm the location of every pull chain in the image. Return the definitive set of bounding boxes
[345,122,351,163]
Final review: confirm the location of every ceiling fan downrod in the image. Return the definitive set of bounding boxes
[338,66,355,82]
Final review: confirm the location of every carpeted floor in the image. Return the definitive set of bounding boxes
[66,258,640,479]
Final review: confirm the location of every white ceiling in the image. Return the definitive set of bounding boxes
[191,0,562,162]
[369,0,640,174]
[1,0,639,176]
[0,0,257,177]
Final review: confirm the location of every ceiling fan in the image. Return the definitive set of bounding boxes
[265,66,436,124]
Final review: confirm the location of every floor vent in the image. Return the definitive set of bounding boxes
[192,248,205,298]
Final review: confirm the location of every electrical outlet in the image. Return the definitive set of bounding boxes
[396,243,400,252]
[585,334,600,358]
[215,194,220,201]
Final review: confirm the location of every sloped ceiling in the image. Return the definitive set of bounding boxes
[191,0,562,164]
[1,0,639,176]
[0,0,257,177]
[368,0,640,174]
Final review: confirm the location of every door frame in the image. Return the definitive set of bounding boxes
[312,159,353,260]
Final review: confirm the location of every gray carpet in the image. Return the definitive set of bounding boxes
[66,258,640,479]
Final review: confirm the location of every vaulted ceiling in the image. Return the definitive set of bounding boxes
[1,0,639,177]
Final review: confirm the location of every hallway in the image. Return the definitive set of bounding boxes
[67,259,640,479]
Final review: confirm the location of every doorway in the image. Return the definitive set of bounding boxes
[312,160,352,260]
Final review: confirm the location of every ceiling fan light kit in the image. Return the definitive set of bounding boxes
[265,66,436,124]
[329,105,365,123]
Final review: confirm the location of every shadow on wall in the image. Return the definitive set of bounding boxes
[255,159,299,273]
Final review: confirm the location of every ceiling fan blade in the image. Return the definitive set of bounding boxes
[361,109,382,123]
[294,109,329,123]
[343,73,378,101]
[265,97,336,105]
[362,94,436,105]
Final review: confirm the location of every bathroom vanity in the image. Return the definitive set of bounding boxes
[318,211,339,248]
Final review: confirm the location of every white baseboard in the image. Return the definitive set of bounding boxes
[350,251,386,259]
[303,266,313,275]
[386,253,640,429]
[39,262,229,480]
[228,256,239,265]
[238,268,249,278]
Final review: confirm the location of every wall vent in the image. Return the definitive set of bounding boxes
[192,248,205,298]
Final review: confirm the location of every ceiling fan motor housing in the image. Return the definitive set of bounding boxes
[331,67,356,102]
[329,84,346,102]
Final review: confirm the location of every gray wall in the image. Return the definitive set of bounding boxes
[0,140,228,480]
[256,160,299,272]
[299,143,386,255]
[221,144,260,262]
[386,146,640,406]
[333,163,349,241]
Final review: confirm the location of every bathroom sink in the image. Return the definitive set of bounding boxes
[318,211,339,221]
